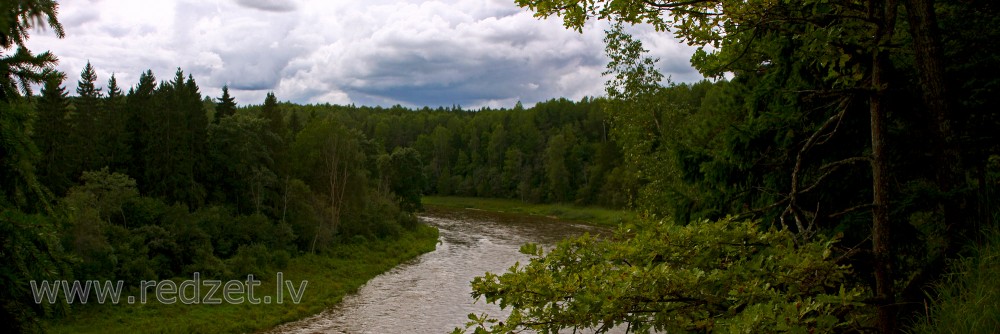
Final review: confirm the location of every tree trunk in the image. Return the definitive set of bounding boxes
[904,0,953,146]
[871,1,898,332]
[904,0,963,239]
[870,61,895,334]
[900,0,966,316]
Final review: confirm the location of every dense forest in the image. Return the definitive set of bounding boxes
[3,0,1000,333]
[459,0,1000,333]
[1,3,434,331]
[277,97,633,207]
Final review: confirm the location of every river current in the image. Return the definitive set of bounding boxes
[270,207,606,333]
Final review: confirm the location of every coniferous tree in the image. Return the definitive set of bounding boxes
[259,91,288,205]
[71,61,102,173]
[261,91,284,136]
[1,6,68,328]
[32,74,73,195]
[143,68,206,207]
[287,109,302,136]
[101,74,129,172]
[125,70,157,189]
[214,85,236,123]
[183,74,209,208]
[0,1,63,103]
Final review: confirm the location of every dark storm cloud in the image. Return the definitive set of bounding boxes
[26,0,702,108]
[279,3,619,107]
[345,48,604,107]
[234,0,298,12]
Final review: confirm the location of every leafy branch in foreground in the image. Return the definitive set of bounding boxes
[456,218,871,333]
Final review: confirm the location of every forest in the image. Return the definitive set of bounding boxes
[457,0,1000,333]
[3,0,1000,333]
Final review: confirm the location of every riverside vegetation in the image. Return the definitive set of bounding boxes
[454,0,999,333]
[2,1,999,333]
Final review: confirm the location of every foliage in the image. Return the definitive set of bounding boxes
[44,224,439,334]
[508,0,1000,332]
[423,196,636,228]
[0,0,63,101]
[206,113,278,214]
[0,3,65,331]
[458,218,870,333]
[0,210,70,333]
[0,0,993,331]
[381,147,426,212]
[29,75,72,196]
[213,85,236,123]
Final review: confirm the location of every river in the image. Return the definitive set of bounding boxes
[269,207,607,333]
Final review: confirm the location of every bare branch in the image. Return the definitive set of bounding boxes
[828,203,874,219]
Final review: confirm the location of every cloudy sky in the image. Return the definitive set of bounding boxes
[26,0,702,108]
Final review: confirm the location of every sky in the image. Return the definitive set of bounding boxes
[26,0,703,108]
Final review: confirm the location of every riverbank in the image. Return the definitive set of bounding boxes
[422,196,635,228]
[44,224,438,334]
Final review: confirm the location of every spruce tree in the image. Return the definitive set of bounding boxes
[101,74,129,172]
[32,74,73,195]
[71,61,102,173]
[125,70,157,189]
[261,91,284,136]
[214,85,236,123]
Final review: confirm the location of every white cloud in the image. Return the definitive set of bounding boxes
[24,0,702,108]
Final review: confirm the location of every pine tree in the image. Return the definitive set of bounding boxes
[183,74,208,208]
[0,0,64,209]
[288,110,302,136]
[142,68,206,207]
[71,61,102,173]
[1,3,71,332]
[101,74,129,172]
[125,70,157,189]
[32,74,73,195]
[0,1,63,102]
[261,91,284,136]
[214,85,236,123]
[260,91,288,190]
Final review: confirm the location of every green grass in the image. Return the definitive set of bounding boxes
[422,196,636,228]
[44,224,439,334]
[908,228,1000,334]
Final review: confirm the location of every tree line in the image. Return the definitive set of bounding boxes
[278,97,635,208]
[0,5,426,330]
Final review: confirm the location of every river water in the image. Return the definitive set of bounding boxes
[270,207,607,334]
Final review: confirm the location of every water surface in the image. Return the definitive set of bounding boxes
[270,207,605,333]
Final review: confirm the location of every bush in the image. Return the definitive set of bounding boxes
[226,244,272,279]
[459,217,873,333]
[225,244,291,279]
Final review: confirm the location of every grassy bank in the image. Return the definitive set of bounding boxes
[909,228,1000,334]
[44,224,439,334]
[422,196,635,228]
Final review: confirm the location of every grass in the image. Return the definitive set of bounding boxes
[422,196,636,228]
[44,224,439,334]
[908,228,1000,334]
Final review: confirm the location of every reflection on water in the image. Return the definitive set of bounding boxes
[269,207,606,334]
